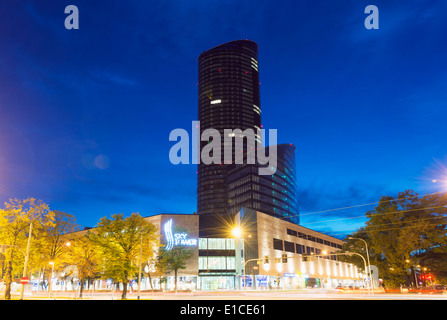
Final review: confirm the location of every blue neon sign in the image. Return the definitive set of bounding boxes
[163,219,198,251]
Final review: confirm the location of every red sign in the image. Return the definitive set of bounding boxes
[20,277,29,285]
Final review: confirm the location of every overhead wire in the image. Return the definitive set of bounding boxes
[290,191,446,237]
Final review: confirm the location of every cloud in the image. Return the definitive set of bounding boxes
[88,69,139,87]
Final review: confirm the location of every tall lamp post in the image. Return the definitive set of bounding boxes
[348,237,373,289]
[19,221,33,300]
[137,235,143,300]
[232,226,243,290]
[232,218,243,290]
[48,261,55,298]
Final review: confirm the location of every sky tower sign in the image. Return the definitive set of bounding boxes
[163,218,198,251]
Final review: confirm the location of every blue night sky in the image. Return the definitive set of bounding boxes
[1,0,446,238]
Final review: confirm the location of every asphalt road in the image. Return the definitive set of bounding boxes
[15,289,447,300]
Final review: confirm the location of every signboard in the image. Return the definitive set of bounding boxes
[20,277,29,285]
[256,275,268,287]
[283,273,296,278]
[241,276,253,287]
[163,219,198,251]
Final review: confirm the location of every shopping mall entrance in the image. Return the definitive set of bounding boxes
[198,275,236,290]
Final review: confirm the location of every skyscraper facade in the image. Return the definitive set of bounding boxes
[197,40,299,237]
[197,40,262,236]
[227,144,299,225]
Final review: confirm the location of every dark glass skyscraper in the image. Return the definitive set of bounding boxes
[197,40,262,236]
[197,40,299,237]
[227,144,299,225]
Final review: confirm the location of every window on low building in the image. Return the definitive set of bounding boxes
[284,240,295,253]
[273,238,283,251]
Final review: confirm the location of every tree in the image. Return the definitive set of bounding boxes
[156,226,194,292]
[0,198,54,300]
[342,190,447,288]
[66,234,102,298]
[415,192,447,284]
[33,211,79,291]
[157,246,194,292]
[154,251,170,291]
[366,191,447,287]
[88,213,157,299]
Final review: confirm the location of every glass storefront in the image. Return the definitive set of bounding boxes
[198,276,236,290]
[198,237,238,290]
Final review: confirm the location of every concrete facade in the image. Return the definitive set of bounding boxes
[144,213,199,278]
[239,208,363,289]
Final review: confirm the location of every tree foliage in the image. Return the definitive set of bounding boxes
[155,225,194,292]
[157,246,194,292]
[32,210,79,283]
[341,190,447,288]
[65,233,102,297]
[0,198,55,299]
[88,212,157,299]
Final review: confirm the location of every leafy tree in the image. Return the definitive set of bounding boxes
[154,252,170,291]
[33,210,79,289]
[414,192,447,284]
[65,233,102,298]
[0,198,54,300]
[88,213,157,299]
[341,191,447,288]
[156,226,195,292]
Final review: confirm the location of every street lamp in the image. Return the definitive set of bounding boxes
[348,237,373,288]
[48,261,55,298]
[231,226,242,238]
[231,221,244,290]
[19,221,33,300]
[138,235,143,300]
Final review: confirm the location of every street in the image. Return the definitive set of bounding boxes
[13,288,447,300]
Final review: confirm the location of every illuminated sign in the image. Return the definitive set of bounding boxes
[283,273,296,278]
[163,219,198,251]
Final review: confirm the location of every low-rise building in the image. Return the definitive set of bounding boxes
[30,210,364,292]
[238,208,364,289]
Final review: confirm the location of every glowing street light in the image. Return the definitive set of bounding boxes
[231,215,244,290]
[231,227,242,238]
